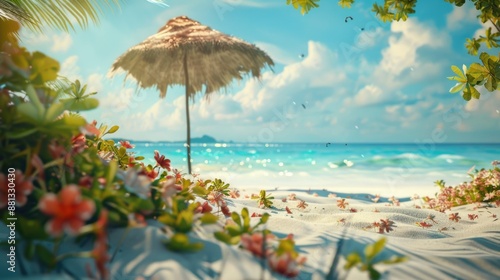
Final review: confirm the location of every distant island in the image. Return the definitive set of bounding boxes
[111,134,230,143]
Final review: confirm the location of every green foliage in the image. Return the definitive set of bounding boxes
[286,0,320,14]
[254,190,274,208]
[1,0,123,33]
[424,162,500,211]
[207,178,230,196]
[344,238,408,280]
[448,53,500,100]
[214,208,270,245]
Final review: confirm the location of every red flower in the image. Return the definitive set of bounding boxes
[71,133,86,154]
[139,165,158,181]
[120,140,134,149]
[416,221,433,228]
[285,206,293,214]
[38,185,95,236]
[154,150,171,171]
[268,252,306,278]
[0,170,34,208]
[240,232,275,257]
[78,175,93,188]
[127,156,136,168]
[221,205,231,217]
[195,201,213,213]
[251,212,263,217]
[468,214,478,221]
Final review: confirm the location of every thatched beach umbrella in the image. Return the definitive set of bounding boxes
[110,16,274,174]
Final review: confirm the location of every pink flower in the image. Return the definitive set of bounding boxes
[240,232,275,257]
[207,191,226,207]
[468,214,478,221]
[120,140,135,149]
[416,221,433,228]
[268,252,306,278]
[154,150,171,171]
[229,189,240,198]
[0,171,34,208]
[449,213,461,222]
[328,193,337,198]
[251,212,263,217]
[38,185,95,236]
[288,193,297,200]
[81,120,100,136]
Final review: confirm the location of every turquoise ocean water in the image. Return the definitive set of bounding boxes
[131,142,499,193]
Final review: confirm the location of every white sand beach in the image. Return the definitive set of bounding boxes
[4,186,498,280]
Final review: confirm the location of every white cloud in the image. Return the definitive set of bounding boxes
[446,2,479,30]
[51,33,72,52]
[86,74,104,93]
[353,85,385,106]
[379,18,448,77]
[59,56,81,81]
[473,20,496,39]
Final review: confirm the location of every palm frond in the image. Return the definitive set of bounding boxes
[6,0,123,32]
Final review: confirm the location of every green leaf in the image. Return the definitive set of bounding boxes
[214,232,232,244]
[60,97,99,111]
[35,244,56,269]
[105,160,118,189]
[449,82,465,93]
[368,266,382,280]
[165,233,203,252]
[107,125,119,134]
[231,212,242,226]
[200,213,218,224]
[241,208,250,228]
[176,211,193,233]
[469,84,481,99]
[226,225,241,237]
[5,128,38,139]
[344,252,362,269]
[260,213,270,224]
[382,255,409,264]
[17,102,42,123]
[451,65,466,81]
[44,101,66,122]
[365,238,386,260]
[338,0,354,8]
[158,214,175,226]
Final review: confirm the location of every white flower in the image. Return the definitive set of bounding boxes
[117,168,151,199]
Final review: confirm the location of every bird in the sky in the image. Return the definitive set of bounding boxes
[345,16,353,23]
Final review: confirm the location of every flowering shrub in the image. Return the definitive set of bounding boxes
[423,161,500,212]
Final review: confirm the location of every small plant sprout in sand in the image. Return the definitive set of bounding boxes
[344,238,408,280]
[254,190,274,208]
[214,208,271,245]
[207,178,231,196]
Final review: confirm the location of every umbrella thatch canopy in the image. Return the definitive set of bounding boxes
[110,16,274,174]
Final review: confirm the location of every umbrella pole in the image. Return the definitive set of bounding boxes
[184,53,192,175]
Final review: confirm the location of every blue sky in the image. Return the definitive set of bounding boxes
[20,0,500,143]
